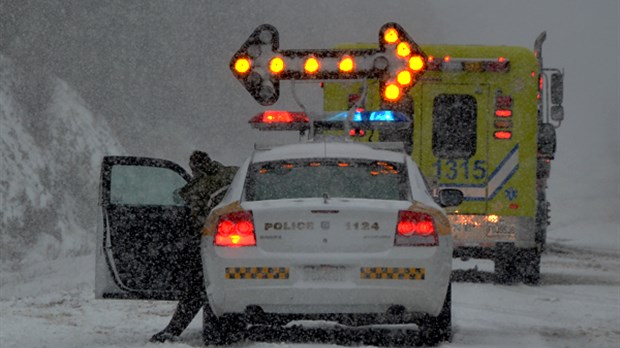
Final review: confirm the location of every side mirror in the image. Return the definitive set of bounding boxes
[551,73,564,105]
[550,105,564,122]
[437,189,464,208]
[538,123,557,156]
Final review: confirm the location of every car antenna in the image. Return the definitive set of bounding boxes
[291,79,309,141]
[344,79,369,142]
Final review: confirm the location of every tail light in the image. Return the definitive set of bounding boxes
[395,211,438,246]
[215,211,256,247]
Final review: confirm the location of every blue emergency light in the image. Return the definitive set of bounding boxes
[326,110,410,123]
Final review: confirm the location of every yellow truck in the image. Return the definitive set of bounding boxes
[323,32,564,284]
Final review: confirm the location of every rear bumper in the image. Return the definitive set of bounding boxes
[202,236,452,318]
[450,215,536,254]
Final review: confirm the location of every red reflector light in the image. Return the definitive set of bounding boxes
[539,76,544,91]
[495,96,513,108]
[395,211,437,246]
[485,60,510,72]
[494,131,512,139]
[215,211,256,247]
[495,109,512,117]
[427,56,440,71]
[349,128,365,137]
[494,119,513,129]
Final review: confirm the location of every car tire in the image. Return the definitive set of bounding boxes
[202,305,246,346]
[419,283,452,346]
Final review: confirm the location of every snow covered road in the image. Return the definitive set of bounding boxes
[1,227,618,348]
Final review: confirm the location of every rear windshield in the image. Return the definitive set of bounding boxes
[244,159,409,201]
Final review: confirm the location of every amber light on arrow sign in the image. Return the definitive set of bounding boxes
[234,58,251,74]
[397,42,411,57]
[339,56,355,72]
[384,84,401,101]
[409,55,424,71]
[269,57,285,74]
[397,70,412,85]
[304,57,320,74]
[384,28,399,44]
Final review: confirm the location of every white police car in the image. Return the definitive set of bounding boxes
[94,110,462,346]
[200,139,462,345]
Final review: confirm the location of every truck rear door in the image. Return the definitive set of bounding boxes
[95,156,195,300]
[418,84,489,214]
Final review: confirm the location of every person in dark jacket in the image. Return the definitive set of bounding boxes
[150,150,237,343]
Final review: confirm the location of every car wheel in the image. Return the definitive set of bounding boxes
[202,305,246,346]
[419,283,452,346]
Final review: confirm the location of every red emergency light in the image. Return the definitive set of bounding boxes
[249,110,310,131]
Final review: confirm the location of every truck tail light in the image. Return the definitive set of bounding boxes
[495,109,512,117]
[395,211,438,246]
[494,131,512,139]
[215,211,256,247]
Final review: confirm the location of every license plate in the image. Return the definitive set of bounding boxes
[303,265,345,282]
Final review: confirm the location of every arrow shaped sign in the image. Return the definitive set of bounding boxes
[230,23,427,106]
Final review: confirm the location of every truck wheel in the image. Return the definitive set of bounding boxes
[419,284,452,346]
[494,243,519,284]
[518,248,541,285]
[535,190,550,251]
[202,305,246,346]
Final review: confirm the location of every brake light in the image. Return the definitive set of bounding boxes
[395,211,438,246]
[215,211,256,247]
[349,128,365,137]
[494,131,512,140]
[495,109,512,117]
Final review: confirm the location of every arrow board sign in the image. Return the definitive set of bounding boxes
[230,23,427,106]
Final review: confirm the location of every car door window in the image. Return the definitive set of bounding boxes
[110,165,187,206]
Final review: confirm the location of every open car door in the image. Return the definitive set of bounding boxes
[95,156,194,300]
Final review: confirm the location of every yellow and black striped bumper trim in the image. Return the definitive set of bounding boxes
[360,267,425,280]
[225,267,289,280]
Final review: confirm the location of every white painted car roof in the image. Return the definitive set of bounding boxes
[251,142,407,163]
[219,141,441,210]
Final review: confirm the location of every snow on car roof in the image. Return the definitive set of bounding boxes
[251,142,406,163]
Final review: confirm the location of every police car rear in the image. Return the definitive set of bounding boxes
[201,141,460,345]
